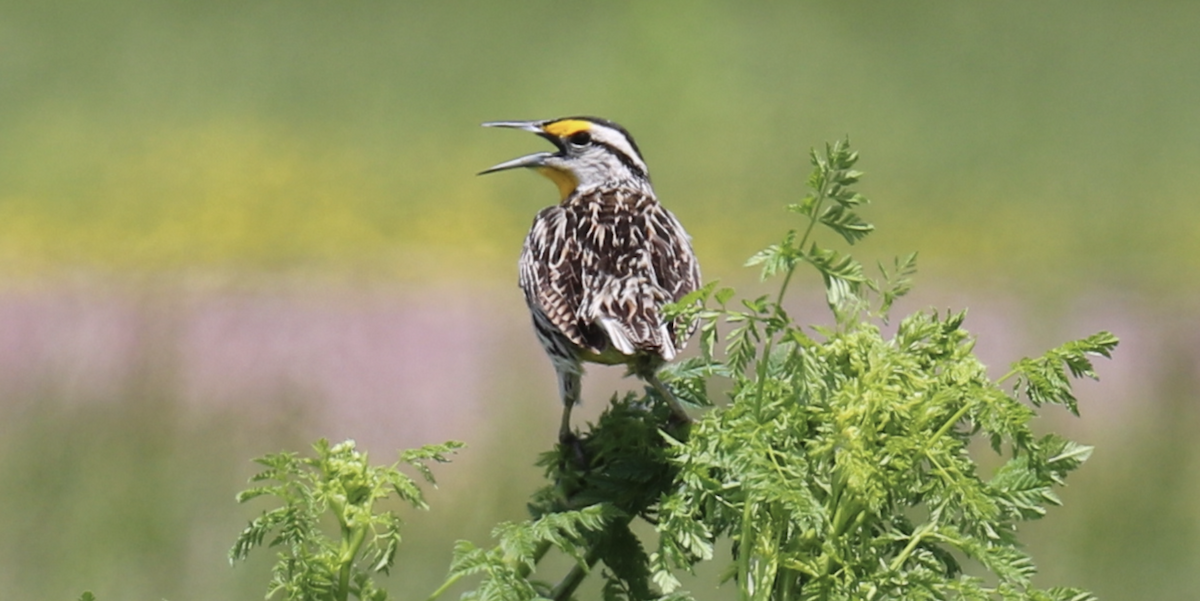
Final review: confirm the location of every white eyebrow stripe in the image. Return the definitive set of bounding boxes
[589,125,648,174]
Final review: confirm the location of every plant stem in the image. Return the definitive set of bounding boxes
[549,549,600,601]
[751,157,833,409]
[424,573,462,601]
[931,403,972,442]
[887,525,932,573]
[337,523,368,601]
[792,151,835,289]
[996,368,1019,385]
[738,494,756,601]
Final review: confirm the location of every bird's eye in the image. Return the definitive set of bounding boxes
[568,131,591,146]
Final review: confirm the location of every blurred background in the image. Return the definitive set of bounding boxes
[1,1,1197,599]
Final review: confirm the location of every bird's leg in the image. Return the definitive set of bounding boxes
[555,361,583,442]
[646,372,694,425]
[554,362,590,467]
[558,391,590,469]
[558,403,575,444]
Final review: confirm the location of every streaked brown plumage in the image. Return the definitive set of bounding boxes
[481,116,701,440]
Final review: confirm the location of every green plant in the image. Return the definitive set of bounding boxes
[645,140,1117,600]
[429,139,1116,600]
[230,439,462,601]
[234,139,1116,600]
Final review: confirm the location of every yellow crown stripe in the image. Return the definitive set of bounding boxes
[541,119,592,138]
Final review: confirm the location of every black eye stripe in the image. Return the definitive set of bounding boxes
[568,131,591,146]
[562,116,645,163]
[593,140,647,180]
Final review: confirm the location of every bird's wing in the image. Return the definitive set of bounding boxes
[521,193,702,361]
[519,205,591,350]
[647,205,703,349]
[576,191,700,360]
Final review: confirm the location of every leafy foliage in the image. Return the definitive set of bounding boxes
[649,140,1114,600]
[435,139,1114,600]
[654,310,1110,599]
[231,139,1116,601]
[431,396,688,601]
[230,439,462,601]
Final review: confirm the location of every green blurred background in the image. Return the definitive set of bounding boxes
[1,1,1197,599]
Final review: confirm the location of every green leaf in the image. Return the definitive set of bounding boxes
[875,252,918,319]
[801,243,867,313]
[1011,331,1119,414]
[787,195,819,218]
[819,203,875,244]
[745,231,800,281]
[1037,587,1099,601]
[400,441,465,484]
[714,286,736,307]
[447,540,493,578]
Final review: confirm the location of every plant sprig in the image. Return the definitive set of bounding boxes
[230,439,462,601]
[651,138,1114,600]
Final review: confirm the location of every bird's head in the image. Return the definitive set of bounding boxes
[479,117,650,199]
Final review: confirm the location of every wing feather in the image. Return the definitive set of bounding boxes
[647,204,703,349]
[520,206,592,349]
[520,190,701,360]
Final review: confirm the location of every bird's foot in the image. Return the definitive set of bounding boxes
[664,407,694,440]
[558,430,589,470]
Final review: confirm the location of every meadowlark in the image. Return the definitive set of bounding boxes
[480,116,701,441]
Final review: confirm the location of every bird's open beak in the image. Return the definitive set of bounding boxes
[478,151,553,175]
[479,120,562,175]
[481,120,546,133]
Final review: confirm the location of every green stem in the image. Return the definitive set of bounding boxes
[329,496,349,530]
[337,523,368,601]
[931,403,972,442]
[755,508,786,601]
[550,549,600,601]
[830,501,861,539]
[752,161,833,409]
[424,573,463,601]
[751,266,795,417]
[996,368,1019,385]
[775,262,800,309]
[792,154,835,283]
[778,564,794,601]
[738,494,756,601]
[921,403,973,489]
[887,527,930,573]
[327,492,365,601]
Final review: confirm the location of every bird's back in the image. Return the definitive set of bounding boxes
[519,187,700,364]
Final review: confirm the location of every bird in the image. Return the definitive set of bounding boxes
[479,116,702,442]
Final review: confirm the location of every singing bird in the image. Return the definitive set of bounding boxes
[480,116,702,441]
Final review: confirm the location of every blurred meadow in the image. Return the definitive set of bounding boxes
[1,1,1198,599]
